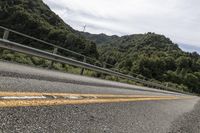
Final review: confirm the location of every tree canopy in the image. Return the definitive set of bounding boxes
[0,0,98,58]
[84,32,200,93]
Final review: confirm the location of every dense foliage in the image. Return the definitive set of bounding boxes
[0,0,98,58]
[84,32,200,93]
[81,32,119,46]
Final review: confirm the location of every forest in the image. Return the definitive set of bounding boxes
[83,32,200,93]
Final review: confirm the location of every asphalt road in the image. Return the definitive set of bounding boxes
[0,61,199,133]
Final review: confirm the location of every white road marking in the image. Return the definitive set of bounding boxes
[1,96,47,100]
[68,96,81,99]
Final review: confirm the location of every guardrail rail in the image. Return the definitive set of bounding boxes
[0,26,187,94]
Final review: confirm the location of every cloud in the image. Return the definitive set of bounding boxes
[43,0,200,52]
[179,44,200,53]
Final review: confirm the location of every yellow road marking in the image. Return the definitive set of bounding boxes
[0,91,193,108]
[0,97,182,108]
[0,91,180,98]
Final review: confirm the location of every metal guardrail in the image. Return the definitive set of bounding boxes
[0,26,185,94]
[0,26,114,67]
[0,26,149,78]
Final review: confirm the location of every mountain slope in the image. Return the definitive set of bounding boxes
[83,32,200,93]
[0,0,98,58]
[81,32,119,46]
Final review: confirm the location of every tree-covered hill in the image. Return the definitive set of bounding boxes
[80,32,119,46]
[0,0,98,58]
[83,32,200,93]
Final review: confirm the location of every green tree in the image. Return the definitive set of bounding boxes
[176,56,192,69]
[185,73,199,93]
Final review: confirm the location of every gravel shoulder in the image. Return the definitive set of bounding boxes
[168,99,200,133]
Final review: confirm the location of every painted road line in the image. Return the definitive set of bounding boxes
[0,91,182,98]
[1,96,47,100]
[0,97,185,108]
[0,91,194,108]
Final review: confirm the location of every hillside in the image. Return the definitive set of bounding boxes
[83,32,200,93]
[81,32,119,46]
[0,0,98,58]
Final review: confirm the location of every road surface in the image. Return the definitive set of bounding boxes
[0,61,199,133]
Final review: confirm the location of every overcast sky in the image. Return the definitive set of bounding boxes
[43,0,200,53]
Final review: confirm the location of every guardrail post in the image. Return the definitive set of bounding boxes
[100,62,107,77]
[166,83,169,87]
[3,30,9,40]
[80,56,86,75]
[103,62,106,68]
[48,47,58,69]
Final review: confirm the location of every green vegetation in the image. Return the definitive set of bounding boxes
[0,49,130,84]
[0,0,200,94]
[84,32,200,93]
[0,0,98,58]
[0,49,97,76]
[81,32,119,46]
